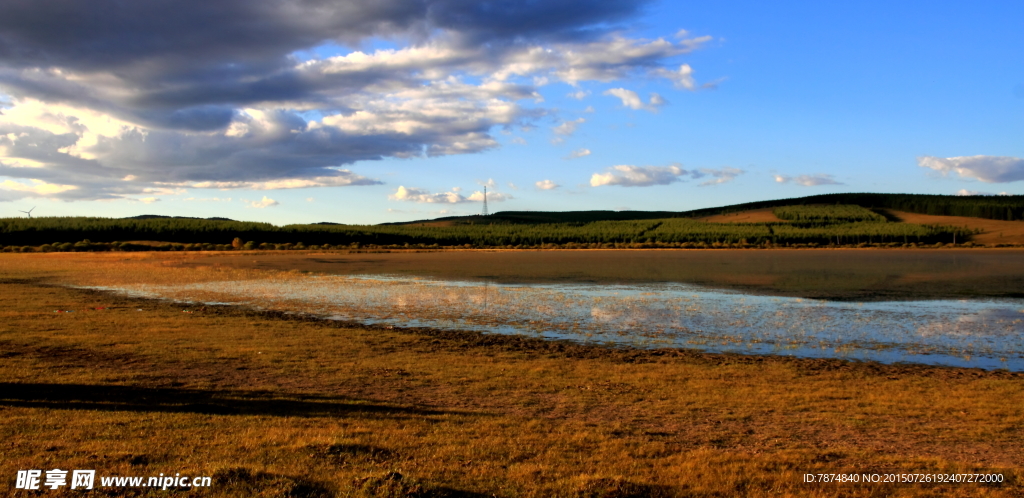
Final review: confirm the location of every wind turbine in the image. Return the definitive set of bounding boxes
[19,207,35,218]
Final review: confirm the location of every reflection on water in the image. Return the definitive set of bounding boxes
[99,274,1024,371]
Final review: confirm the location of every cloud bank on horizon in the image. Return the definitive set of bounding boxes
[0,0,718,204]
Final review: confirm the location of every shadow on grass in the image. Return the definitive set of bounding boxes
[0,383,467,419]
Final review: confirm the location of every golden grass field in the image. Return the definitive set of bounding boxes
[882,210,1024,246]
[2,252,1023,497]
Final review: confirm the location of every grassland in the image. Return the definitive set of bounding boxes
[1,252,1023,497]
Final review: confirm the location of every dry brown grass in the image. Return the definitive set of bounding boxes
[884,210,1024,245]
[1,253,1022,497]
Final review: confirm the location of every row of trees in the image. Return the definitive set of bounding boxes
[772,205,886,223]
[0,213,974,248]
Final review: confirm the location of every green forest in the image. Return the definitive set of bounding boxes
[0,195,998,251]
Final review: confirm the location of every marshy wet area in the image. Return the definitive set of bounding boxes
[173,249,1024,301]
[98,249,1024,371]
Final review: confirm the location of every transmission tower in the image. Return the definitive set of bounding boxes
[482,186,489,216]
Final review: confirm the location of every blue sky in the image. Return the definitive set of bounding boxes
[0,0,1021,225]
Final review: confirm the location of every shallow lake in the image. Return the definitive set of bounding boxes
[100,266,1024,371]
[175,249,1024,301]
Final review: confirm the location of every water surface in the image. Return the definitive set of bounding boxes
[175,249,1024,301]
[103,272,1024,371]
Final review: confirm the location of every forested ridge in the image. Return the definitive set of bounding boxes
[0,196,1002,250]
[680,193,1024,221]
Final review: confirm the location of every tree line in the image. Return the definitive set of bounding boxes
[0,206,978,250]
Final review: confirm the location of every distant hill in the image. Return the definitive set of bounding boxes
[382,210,686,226]
[1,193,1020,248]
[676,193,1024,221]
[387,193,1024,225]
[125,215,236,221]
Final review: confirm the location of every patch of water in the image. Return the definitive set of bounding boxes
[91,274,1024,371]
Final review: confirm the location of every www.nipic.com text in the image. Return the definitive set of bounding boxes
[15,470,212,490]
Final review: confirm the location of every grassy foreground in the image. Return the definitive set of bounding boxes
[1,253,1023,497]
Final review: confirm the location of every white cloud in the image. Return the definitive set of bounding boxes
[137,197,160,204]
[536,179,560,190]
[604,88,645,109]
[654,64,697,90]
[590,165,687,187]
[696,167,744,186]
[306,197,315,202]
[918,155,1024,183]
[603,88,665,111]
[591,164,743,187]
[774,174,843,186]
[390,185,467,204]
[245,196,280,208]
[554,118,585,136]
[0,178,78,200]
[388,184,513,204]
[174,172,381,191]
[468,190,512,202]
[140,186,187,196]
[568,90,590,100]
[552,35,713,84]
[565,148,591,159]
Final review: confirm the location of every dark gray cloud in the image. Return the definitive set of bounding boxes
[0,0,646,72]
[0,0,409,71]
[425,0,646,43]
[0,0,658,117]
[0,0,715,201]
